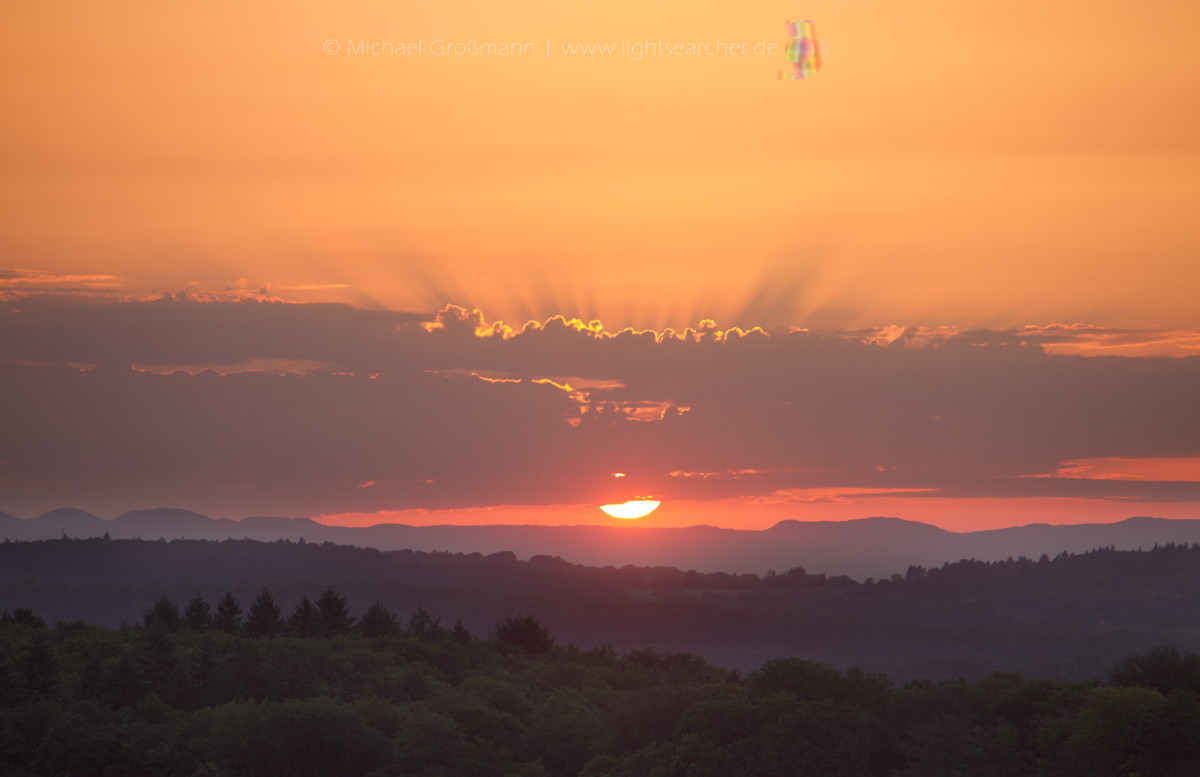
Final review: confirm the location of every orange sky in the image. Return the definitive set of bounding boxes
[2,1,1198,531]
[2,0,1198,331]
[319,495,1200,533]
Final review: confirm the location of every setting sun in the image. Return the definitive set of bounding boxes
[599,500,661,519]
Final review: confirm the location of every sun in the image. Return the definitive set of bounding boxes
[599,500,661,519]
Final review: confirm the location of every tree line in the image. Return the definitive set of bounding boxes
[138,587,485,643]
[6,537,1200,684]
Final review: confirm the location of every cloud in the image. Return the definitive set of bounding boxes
[0,361,584,517]
[0,295,426,367]
[1044,457,1200,482]
[0,269,119,286]
[1,297,1198,518]
[745,487,939,505]
[0,269,122,298]
[828,324,1200,357]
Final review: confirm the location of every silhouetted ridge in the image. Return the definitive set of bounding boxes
[767,516,951,533]
[30,507,105,535]
[113,508,220,532]
[4,507,1200,579]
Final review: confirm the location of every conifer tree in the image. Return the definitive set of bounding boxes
[359,601,400,639]
[288,594,320,637]
[244,588,284,638]
[407,607,444,641]
[495,615,554,656]
[143,595,182,633]
[316,586,355,636]
[213,593,243,635]
[183,594,212,631]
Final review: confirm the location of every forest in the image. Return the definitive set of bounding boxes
[4,536,1200,681]
[3,590,1200,777]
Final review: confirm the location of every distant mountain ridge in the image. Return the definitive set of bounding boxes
[3,507,1200,579]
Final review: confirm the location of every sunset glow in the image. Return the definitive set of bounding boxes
[0,0,1196,532]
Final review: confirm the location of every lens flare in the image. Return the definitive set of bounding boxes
[599,500,661,519]
[779,20,822,80]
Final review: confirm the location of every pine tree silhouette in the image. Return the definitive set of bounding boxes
[407,607,443,641]
[359,601,400,639]
[213,593,243,635]
[316,586,355,636]
[143,595,182,633]
[495,615,555,656]
[183,594,212,631]
[288,594,320,637]
[245,588,284,638]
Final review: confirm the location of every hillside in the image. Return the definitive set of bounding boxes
[4,536,1200,681]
